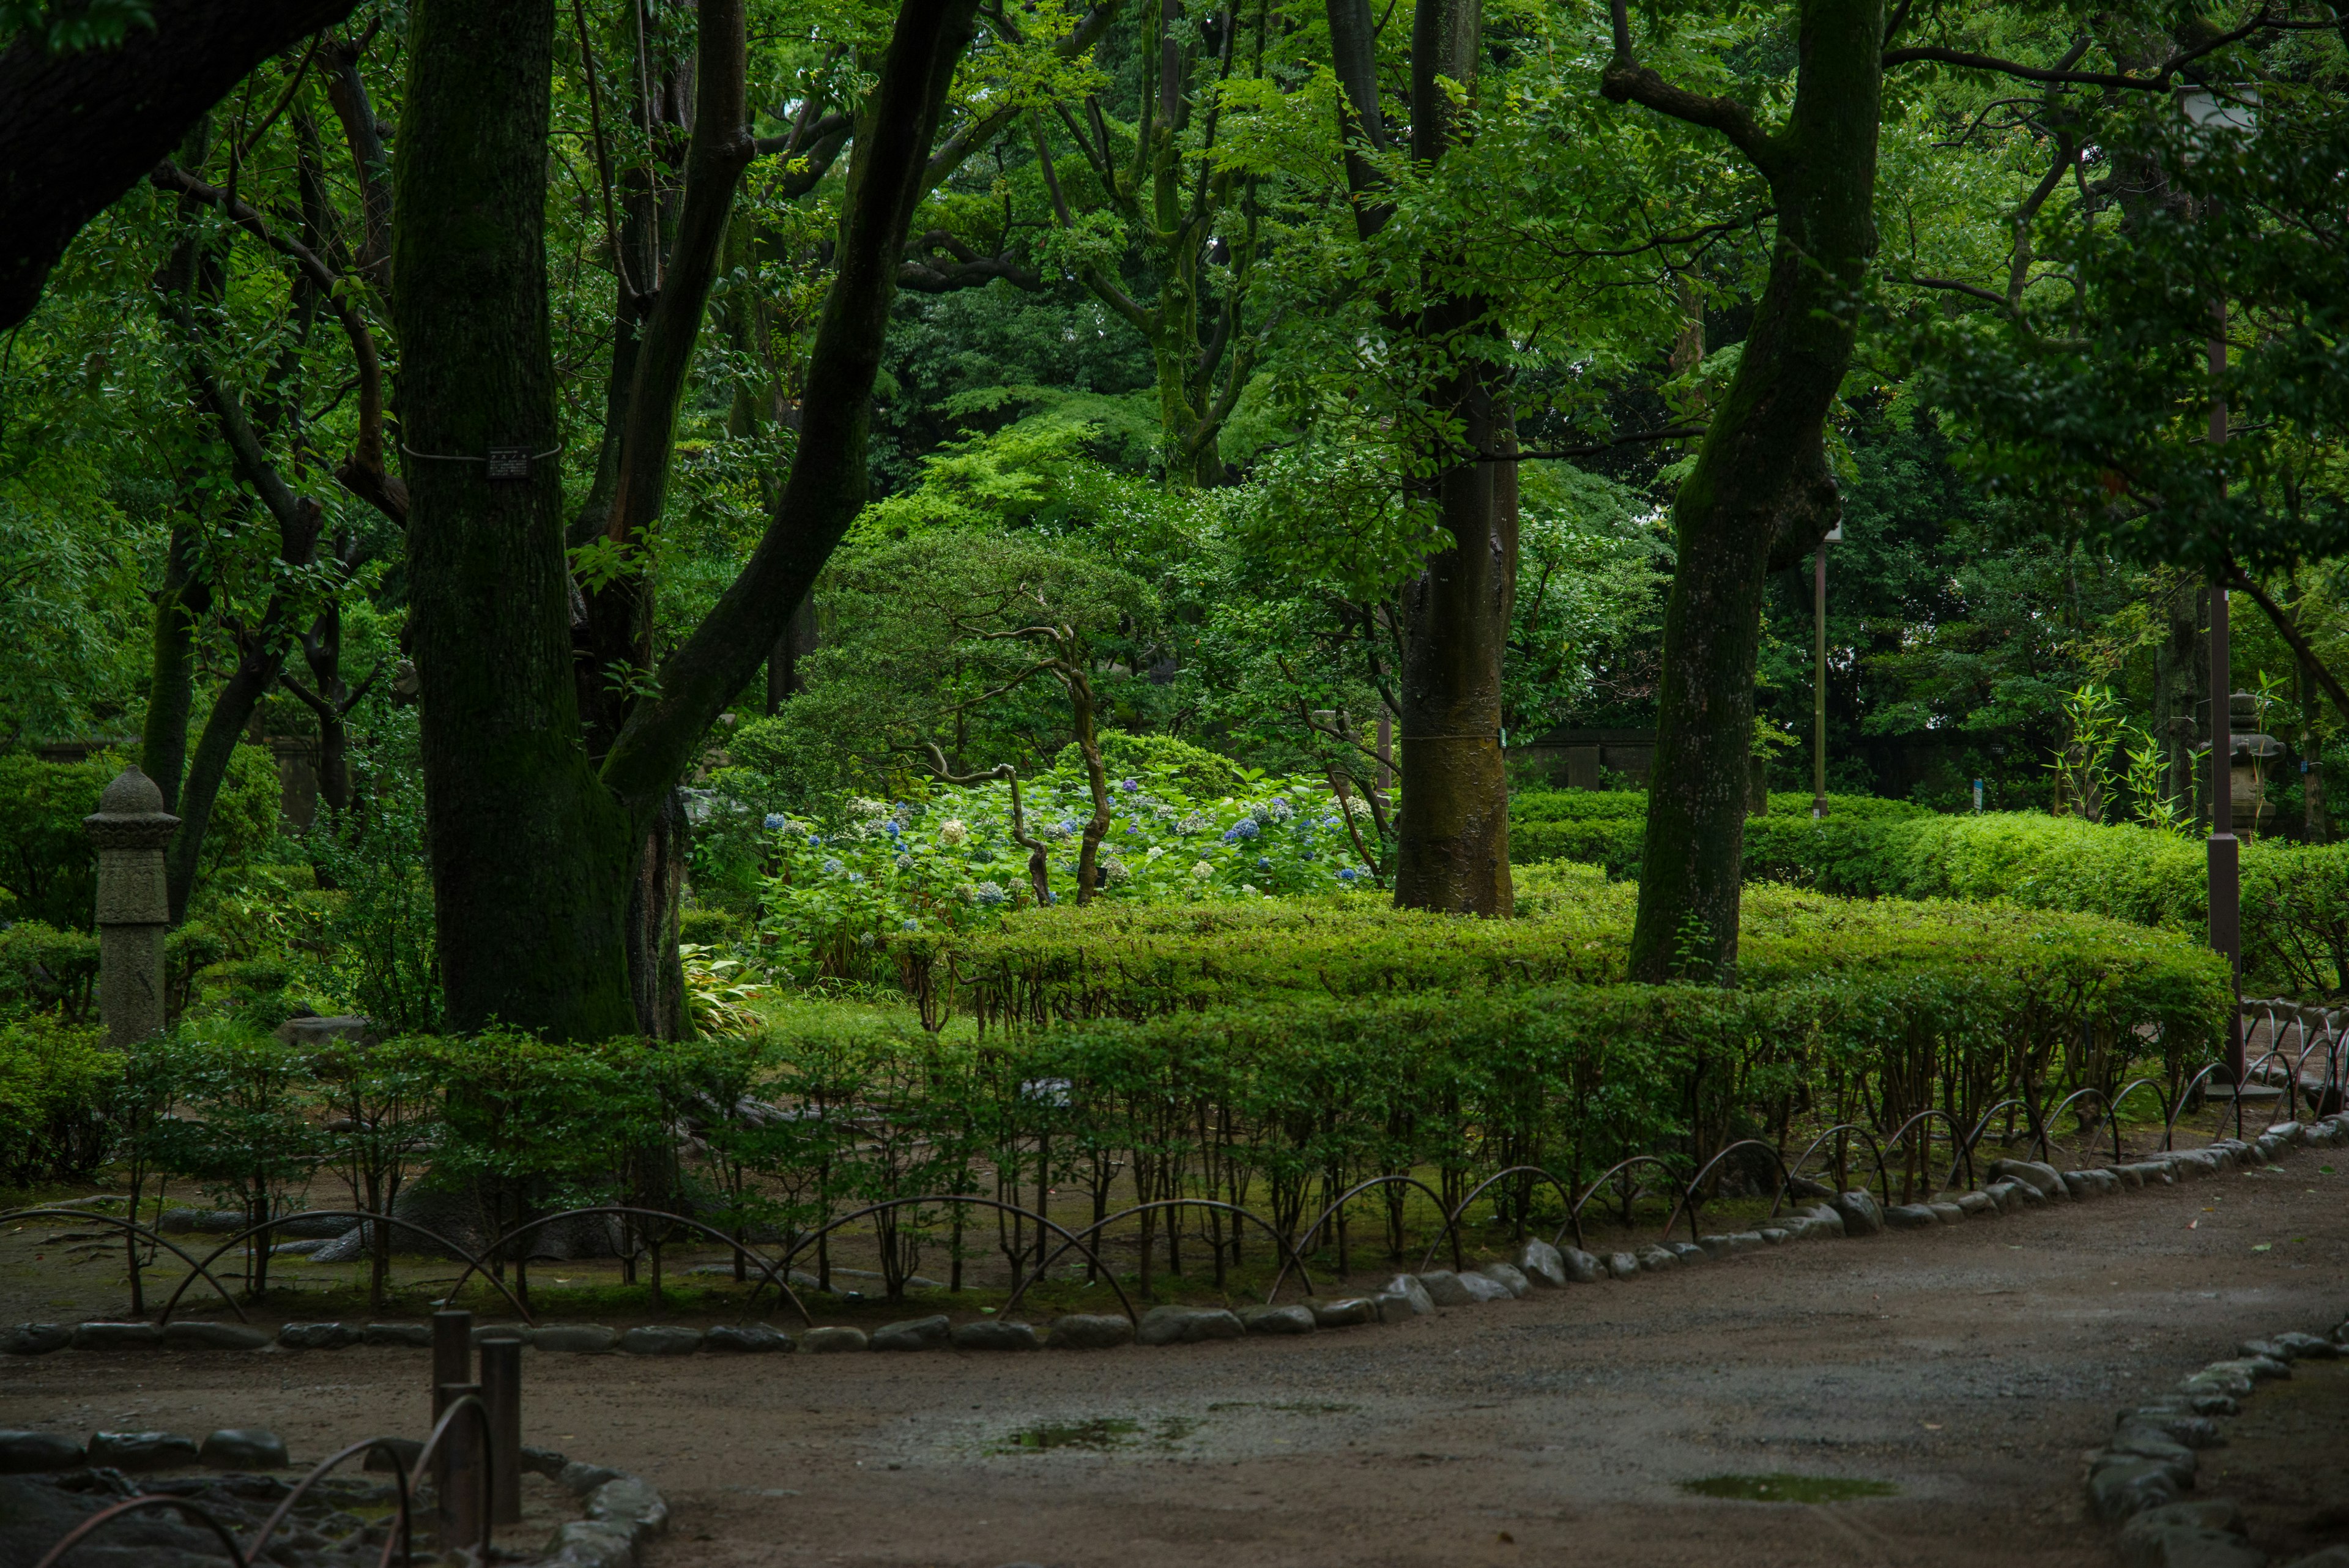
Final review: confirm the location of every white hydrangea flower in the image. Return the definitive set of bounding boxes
[848,796,890,819]
[1178,812,1209,835]
[1266,797,1296,822]
[938,818,970,846]
[1102,856,1131,883]
[1190,860,1214,879]
[1145,845,1167,861]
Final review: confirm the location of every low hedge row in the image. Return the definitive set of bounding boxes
[1508,795,2349,997]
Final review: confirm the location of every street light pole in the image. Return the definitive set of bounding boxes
[2208,302,2243,1087]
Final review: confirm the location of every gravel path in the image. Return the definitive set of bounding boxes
[4,1157,2344,1567]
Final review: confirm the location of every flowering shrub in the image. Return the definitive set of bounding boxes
[756,761,1381,984]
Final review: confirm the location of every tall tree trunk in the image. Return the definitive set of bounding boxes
[1606,0,1883,979]
[393,0,640,1039]
[1388,0,1513,915]
[141,524,208,818]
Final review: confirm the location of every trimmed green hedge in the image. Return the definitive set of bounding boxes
[1508,793,2347,997]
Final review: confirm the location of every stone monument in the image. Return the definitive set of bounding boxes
[83,765,179,1049]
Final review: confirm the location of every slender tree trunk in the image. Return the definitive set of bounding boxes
[393,0,640,1039]
[1608,0,1883,979]
[141,525,207,819]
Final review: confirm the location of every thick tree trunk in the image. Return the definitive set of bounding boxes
[1388,0,1514,916]
[393,0,639,1039]
[1608,0,1882,980]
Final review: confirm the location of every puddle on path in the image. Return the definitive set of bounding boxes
[1679,1473,1900,1503]
[995,1416,1197,1455]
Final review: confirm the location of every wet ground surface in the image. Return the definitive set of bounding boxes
[4,1156,2346,1567]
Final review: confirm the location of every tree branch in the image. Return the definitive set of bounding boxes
[2232,566,2349,730]
[1600,0,1781,178]
[1883,17,2321,90]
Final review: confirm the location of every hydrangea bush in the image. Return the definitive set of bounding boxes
[757,760,1382,983]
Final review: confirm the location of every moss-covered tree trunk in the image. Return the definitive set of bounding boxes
[1605,0,1882,979]
[392,0,639,1038]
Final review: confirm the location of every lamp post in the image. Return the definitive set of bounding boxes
[1812,522,1841,820]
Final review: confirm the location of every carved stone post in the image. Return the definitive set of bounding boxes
[83,765,179,1049]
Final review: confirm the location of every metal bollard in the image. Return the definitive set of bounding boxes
[437,1382,487,1556]
[479,1336,524,1525]
[430,1310,472,1512]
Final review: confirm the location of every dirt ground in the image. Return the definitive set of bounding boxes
[5,1157,2346,1568]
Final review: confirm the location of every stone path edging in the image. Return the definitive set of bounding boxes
[9,1118,2343,1371]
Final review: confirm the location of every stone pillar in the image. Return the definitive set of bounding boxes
[83,765,180,1049]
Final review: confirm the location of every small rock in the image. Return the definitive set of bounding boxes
[2270,1332,2337,1361]
[2238,1338,2287,1362]
[1884,1204,1939,1230]
[278,1322,362,1350]
[1375,1274,1436,1319]
[72,1321,163,1350]
[1516,1240,1568,1288]
[521,1445,569,1477]
[1833,1190,1884,1236]
[163,1321,270,1351]
[1479,1262,1532,1297]
[2183,1368,2255,1399]
[1236,1304,1316,1336]
[2207,1356,2290,1382]
[2088,1457,2182,1522]
[0,1431,84,1473]
[1416,1271,1477,1306]
[545,1518,639,1567]
[1991,1178,2043,1208]
[1457,1271,1515,1302]
[1668,1241,1709,1263]
[2117,1525,2269,1568]
[1557,1247,1605,1283]
[87,1430,200,1472]
[1797,1205,1844,1238]
[1636,1246,1680,1272]
[2105,1430,2198,1481]
[1606,1252,1640,1279]
[703,1323,793,1353]
[951,1320,1041,1351]
[1304,1297,1377,1328]
[585,1474,669,1536]
[2121,1162,2173,1186]
[1,1324,72,1356]
[1926,1201,1965,1225]
[2121,1410,2224,1449]
[533,1325,620,1354]
[1988,1159,2066,1199]
[558,1460,626,1495]
[800,1326,869,1354]
[1954,1192,1994,1217]
[1756,1227,1789,1246]
[199,1429,288,1469]
[1046,1314,1133,1350]
[618,1325,702,1356]
[364,1323,432,1347]
[2122,1501,2246,1538]
[1137,1306,1244,1346]
[870,1315,951,1351]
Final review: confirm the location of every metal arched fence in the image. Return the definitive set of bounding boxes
[7,1036,2312,1329]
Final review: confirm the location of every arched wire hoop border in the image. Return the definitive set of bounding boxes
[2040,1088,2126,1167]
[442,1205,814,1328]
[1876,1109,1973,1201]
[1273,1173,1470,1302]
[759,1194,1135,1326]
[999,1197,1312,1320]
[2165,1061,2235,1149]
[1783,1123,1894,1208]
[157,1209,530,1328]
[0,1208,247,1323]
[1414,1164,1576,1272]
[243,1435,418,1567]
[1560,1155,1685,1250]
[1660,1139,1795,1243]
[403,1392,494,1566]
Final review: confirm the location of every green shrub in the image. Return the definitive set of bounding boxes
[0,920,100,1021]
[0,752,111,929]
[0,1014,114,1186]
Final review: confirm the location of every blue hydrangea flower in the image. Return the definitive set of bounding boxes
[822,857,844,875]
[1255,856,1272,871]
[807,834,823,847]
[1223,819,1260,843]
[763,813,787,830]
[900,918,920,931]
[1337,866,1359,882]
[845,871,864,884]
[1120,777,1141,793]
[1055,817,1079,837]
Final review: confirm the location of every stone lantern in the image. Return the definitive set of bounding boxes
[2224,691,2284,836]
[83,765,179,1049]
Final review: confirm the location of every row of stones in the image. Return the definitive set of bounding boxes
[13,1120,2340,1364]
[0,1425,669,1568]
[2087,1324,2349,1568]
